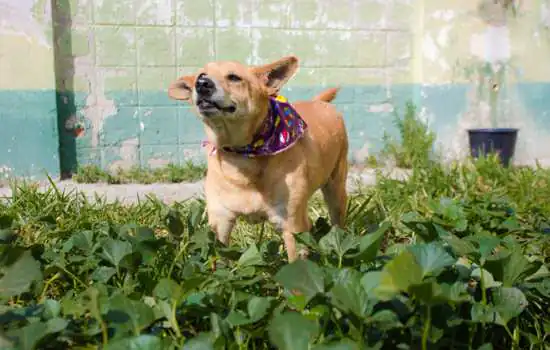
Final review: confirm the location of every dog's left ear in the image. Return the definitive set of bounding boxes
[168,75,195,101]
[251,56,299,95]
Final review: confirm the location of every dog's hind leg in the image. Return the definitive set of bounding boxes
[322,154,348,228]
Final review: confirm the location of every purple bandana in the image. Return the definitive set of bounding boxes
[203,97,308,157]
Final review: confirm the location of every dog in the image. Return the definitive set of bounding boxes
[168,55,349,262]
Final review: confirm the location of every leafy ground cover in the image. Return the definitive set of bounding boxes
[0,156,549,349]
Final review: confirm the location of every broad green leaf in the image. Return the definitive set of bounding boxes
[91,266,117,282]
[72,230,95,253]
[441,234,477,257]
[295,232,320,250]
[492,287,528,325]
[0,229,14,244]
[471,303,499,324]
[361,271,382,296]
[153,278,183,302]
[375,251,423,300]
[409,282,452,305]
[354,222,390,262]
[268,312,319,350]
[5,317,66,350]
[237,244,264,267]
[226,309,251,327]
[367,310,403,331]
[166,209,184,237]
[501,250,541,287]
[274,260,325,303]
[105,335,165,350]
[46,317,68,333]
[247,296,272,322]
[0,335,14,349]
[109,294,155,333]
[0,250,42,298]
[330,268,372,318]
[182,333,215,350]
[471,268,502,289]
[6,321,49,350]
[43,299,61,319]
[313,340,361,350]
[466,234,500,260]
[409,243,456,278]
[319,226,358,258]
[439,282,469,303]
[100,239,133,268]
[478,343,493,350]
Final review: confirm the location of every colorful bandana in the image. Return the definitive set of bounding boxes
[203,96,308,157]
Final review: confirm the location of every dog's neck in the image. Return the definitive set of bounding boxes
[202,100,270,150]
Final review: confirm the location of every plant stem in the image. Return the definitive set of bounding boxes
[479,268,488,305]
[168,241,189,278]
[422,305,432,350]
[39,272,61,302]
[171,300,182,338]
[56,264,87,289]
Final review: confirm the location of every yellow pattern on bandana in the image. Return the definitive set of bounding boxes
[274,95,288,103]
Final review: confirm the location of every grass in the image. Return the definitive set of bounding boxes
[0,154,549,349]
[72,162,207,184]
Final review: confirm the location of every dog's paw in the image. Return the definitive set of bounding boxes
[297,247,309,260]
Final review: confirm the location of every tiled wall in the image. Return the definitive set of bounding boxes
[0,0,60,179]
[53,0,415,173]
[2,0,550,178]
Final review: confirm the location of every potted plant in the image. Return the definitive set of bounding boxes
[461,0,521,166]
[465,61,518,167]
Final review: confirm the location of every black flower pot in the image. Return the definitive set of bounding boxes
[468,128,518,167]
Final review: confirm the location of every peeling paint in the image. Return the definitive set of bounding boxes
[108,138,139,172]
[369,103,394,113]
[470,26,510,63]
[423,34,439,62]
[432,10,457,22]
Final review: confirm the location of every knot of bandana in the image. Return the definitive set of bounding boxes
[203,96,308,157]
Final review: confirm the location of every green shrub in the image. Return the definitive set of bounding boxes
[381,101,436,168]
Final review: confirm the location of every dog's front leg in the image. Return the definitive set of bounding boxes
[209,216,235,245]
[282,207,312,262]
[207,204,236,245]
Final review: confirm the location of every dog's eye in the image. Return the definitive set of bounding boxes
[226,73,242,82]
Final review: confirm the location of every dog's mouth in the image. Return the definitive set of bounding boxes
[197,98,236,115]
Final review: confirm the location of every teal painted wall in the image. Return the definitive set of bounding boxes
[0,0,60,179]
[0,91,60,178]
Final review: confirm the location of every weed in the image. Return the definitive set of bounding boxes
[381,101,436,169]
[73,162,207,184]
[0,157,549,349]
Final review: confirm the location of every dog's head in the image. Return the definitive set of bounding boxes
[168,56,298,121]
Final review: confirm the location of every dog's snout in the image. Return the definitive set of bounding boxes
[196,75,216,97]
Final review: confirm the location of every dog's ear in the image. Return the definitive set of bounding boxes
[251,56,299,95]
[168,75,195,101]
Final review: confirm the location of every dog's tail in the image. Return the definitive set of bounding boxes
[313,87,340,103]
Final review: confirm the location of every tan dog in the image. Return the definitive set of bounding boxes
[168,55,348,262]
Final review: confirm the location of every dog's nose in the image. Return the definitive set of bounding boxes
[195,75,215,97]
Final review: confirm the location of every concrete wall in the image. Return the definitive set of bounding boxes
[0,0,60,178]
[2,0,550,178]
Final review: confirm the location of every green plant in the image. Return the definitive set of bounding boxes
[0,159,548,348]
[73,162,207,184]
[381,101,436,169]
